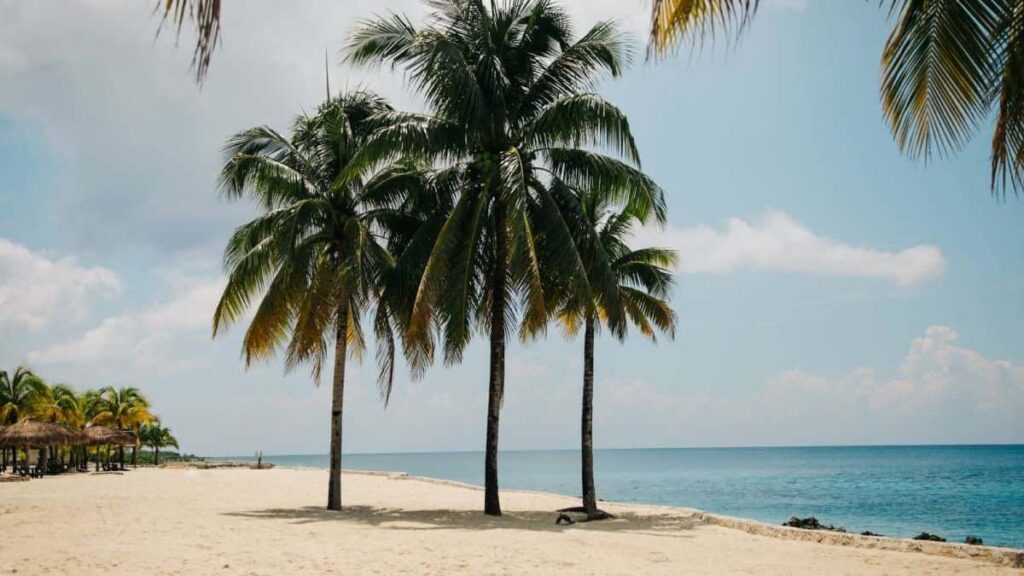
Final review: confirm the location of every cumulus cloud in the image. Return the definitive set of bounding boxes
[28,275,222,370]
[634,210,945,286]
[596,326,1023,446]
[0,237,121,329]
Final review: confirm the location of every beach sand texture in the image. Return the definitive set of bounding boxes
[1,468,1019,575]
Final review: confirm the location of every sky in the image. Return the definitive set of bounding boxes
[0,0,1021,456]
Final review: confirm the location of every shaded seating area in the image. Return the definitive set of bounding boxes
[82,426,136,472]
[0,419,80,477]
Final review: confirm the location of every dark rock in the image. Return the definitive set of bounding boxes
[782,516,846,532]
[964,536,983,545]
[860,531,884,537]
[912,532,946,542]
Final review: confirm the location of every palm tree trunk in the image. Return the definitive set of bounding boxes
[131,444,137,468]
[581,316,597,515]
[327,298,350,511]
[155,445,160,466]
[484,198,508,517]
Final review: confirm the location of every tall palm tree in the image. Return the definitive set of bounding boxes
[550,191,677,519]
[0,367,47,472]
[348,0,665,515]
[92,386,154,468]
[213,90,416,511]
[139,422,179,465]
[648,0,1024,197]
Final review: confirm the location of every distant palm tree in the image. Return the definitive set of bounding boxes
[213,90,416,511]
[648,0,1024,197]
[93,386,154,468]
[140,422,179,466]
[348,0,665,516]
[0,367,46,424]
[551,191,677,519]
[30,382,84,469]
[0,367,47,471]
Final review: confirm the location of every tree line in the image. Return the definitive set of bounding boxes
[0,367,179,470]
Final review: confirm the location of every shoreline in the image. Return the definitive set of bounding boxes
[190,463,1024,566]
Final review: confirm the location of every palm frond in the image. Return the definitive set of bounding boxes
[648,0,759,56]
[882,0,1002,161]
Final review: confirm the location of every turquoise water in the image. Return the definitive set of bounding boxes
[215,445,1024,548]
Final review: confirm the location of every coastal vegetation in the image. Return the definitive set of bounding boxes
[0,366,173,474]
[139,423,180,466]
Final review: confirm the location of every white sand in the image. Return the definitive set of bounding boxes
[0,467,1019,575]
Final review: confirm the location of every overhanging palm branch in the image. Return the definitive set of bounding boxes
[157,0,221,82]
[648,0,1024,197]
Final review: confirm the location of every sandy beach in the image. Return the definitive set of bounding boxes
[0,468,1019,575]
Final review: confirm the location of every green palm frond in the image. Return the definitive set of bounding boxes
[882,0,1001,161]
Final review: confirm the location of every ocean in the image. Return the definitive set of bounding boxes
[213,444,1024,549]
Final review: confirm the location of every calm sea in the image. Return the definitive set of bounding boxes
[213,445,1024,548]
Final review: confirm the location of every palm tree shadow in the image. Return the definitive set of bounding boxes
[223,505,701,537]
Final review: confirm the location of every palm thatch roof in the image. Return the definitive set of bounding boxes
[82,425,135,447]
[0,419,79,447]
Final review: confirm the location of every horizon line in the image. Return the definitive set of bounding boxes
[204,442,1024,459]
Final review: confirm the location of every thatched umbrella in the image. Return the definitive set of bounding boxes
[0,419,79,475]
[82,426,135,471]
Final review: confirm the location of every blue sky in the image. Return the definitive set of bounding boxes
[0,0,1021,455]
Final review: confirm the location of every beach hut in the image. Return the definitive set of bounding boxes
[0,419,79,476]
[82,426,136,471]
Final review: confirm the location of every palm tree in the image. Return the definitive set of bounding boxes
[648,0,1024,197]
[139,422,179,466]
[212,90,417,511]
[0,367,47,472]
[550,191,677,519]
[92,386,154,469]
[348,0,665,515]
[30,382,82,469]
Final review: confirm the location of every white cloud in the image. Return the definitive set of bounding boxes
[0,237,121,329]
[635,210,945,286]
[596,326,1023,446]
[28,275,222,369]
